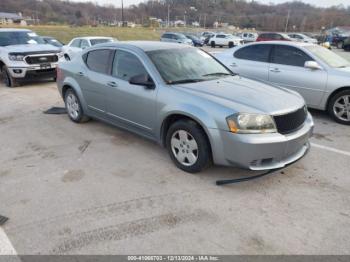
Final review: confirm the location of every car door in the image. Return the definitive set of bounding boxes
[268,45,327,107]
[105,49,157,134]
[78,49,115,117]
[229,44,272,82]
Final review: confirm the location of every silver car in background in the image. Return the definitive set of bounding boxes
[160,32,193,45]
[215,41,350,124]
[57,42,313,173]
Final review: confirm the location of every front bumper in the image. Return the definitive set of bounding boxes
[209,113,314,170]
[8,63,57,79]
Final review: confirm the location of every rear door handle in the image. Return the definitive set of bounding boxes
[107,81,118,87]
[77,72,85,77]
[270,68,281,73]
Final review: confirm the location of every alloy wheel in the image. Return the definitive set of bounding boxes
[66,93,80,120]
[171,130,199,166]
[333,95,350,122]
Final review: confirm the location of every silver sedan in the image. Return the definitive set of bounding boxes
[215,41,350,125]
[57,41,313,173]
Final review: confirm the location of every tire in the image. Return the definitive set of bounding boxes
[228,42,234,48]
[166,119,211,173]
[64,88,89,123]
[1,66,19,88]
[211,41,215,48]
[337,41,344,49]
[328,90,350,125]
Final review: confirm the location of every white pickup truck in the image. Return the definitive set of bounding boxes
[0,29,61,87]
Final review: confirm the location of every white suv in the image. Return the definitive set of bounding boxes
[209,34,243,48]
[0,29,61,87]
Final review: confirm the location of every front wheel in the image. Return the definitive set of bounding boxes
[228,42,234,48]
[211,41,215,48]
[328,90,350,125]
[64,89,89,123]
[166,120,211,173]
[1,66,19,87]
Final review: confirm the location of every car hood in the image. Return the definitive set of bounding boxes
[174,76,305,115]
[4,44,60,53]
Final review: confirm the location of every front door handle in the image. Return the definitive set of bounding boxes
[107,81,118,87]
[230,63,237,67]
[77,72,85,77]
[270,68,281,73]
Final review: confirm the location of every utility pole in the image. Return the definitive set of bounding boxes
[284,10,290,32]
[121,0,125,27]
[167,4,170,27]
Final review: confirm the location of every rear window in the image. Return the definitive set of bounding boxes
[86,49,113,74]
[90,38,113,46]
[234,44,271,62]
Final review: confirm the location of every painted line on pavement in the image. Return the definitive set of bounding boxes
[311,142,350,157]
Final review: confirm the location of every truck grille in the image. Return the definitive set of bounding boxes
[273,107,307,135]
[25,54,58,64]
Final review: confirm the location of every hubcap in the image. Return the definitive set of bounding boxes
[171,130,198,166]
[333,95,350,122]
[66,93,80,120]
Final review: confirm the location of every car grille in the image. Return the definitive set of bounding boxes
[273,107,307,135]
[25,54,58,64]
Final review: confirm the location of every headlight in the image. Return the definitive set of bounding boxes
[57,52,64,58]
[8,54,25,61]
[226,113,277,134]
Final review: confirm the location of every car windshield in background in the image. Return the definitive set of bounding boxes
[147,48,233,84]
[305,45,349,68]
[0,31,45,46]
[90,39,113,46]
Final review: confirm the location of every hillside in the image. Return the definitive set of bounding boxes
[1,0,350,31]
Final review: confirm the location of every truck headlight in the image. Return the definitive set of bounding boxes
[226,113,277,134]
[9,54,25,61]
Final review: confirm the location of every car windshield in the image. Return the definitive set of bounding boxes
[147,48,233,84]
[0,31,45,46]
[305,45,349,68]
[45,38,63,47]
[90,38,113,46]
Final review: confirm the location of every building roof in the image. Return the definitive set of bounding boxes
[0,12,22,20]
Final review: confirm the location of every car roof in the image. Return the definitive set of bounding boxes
[244,41,314,47]
[0,28,32,32]
[74,36,113,40]
[97,41,193,52]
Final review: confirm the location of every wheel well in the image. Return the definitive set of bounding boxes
[326,86,350,109]
[161,114,213,157]
[0,60,5,71]
[61,84,73,98]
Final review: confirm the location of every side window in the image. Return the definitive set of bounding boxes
[234,44,271,62]
[112,50,148,82]
[163,34,170,39]
[216,35,225,38]
[271,45,313,67]
[80,40,89,49]
[86,49,113,74]
[70,39,81,47]
[273,34,283,40]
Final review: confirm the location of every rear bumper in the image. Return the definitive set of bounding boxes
[8,63,57,79]
[209,113,314,170]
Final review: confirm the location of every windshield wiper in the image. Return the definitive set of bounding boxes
[168,79,205,84]
[202,72,234,77]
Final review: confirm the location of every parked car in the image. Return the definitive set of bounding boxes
[241,32,258,43]
[184,34,204,47]
[0,28,60,87]
[342,37,350,51]
[215,41,350,124]
[208,33,243,48]
[256,32,292,42]
[61,37,115,61]
[160,32,193,45]
[57,41,313,173]
[332,34,349,49]
[288,33,318,44]
[200,31,215,41]
[42,36,64,49]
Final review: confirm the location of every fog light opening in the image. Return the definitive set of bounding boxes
[13,69,22,74]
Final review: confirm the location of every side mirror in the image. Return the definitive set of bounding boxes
[304,61,322,70]
[129,74,155,89]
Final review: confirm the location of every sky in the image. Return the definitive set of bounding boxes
[71,0,350,8]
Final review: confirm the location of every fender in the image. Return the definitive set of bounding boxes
[62,76,89,113]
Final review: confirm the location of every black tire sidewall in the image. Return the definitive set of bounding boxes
[328,90,350,125]
[211,41,215,48]
[166,120,211,173]
[2,66,14,87]
[64,89,84,123]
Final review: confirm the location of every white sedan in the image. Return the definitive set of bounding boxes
[61,36,116,60]
[208,33,243,48]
